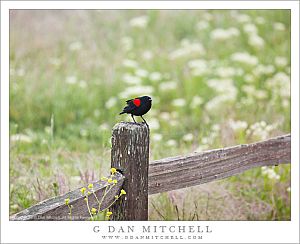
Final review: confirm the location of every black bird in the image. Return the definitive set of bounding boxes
[119,96,152,125]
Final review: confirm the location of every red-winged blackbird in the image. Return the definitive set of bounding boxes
[119,96,152,125]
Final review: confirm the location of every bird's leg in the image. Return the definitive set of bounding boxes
[131,114,137,123]
[140,116,148,126]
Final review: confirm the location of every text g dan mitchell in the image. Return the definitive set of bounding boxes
[93,225,212,234]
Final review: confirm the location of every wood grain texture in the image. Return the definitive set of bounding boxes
[10,172,125,221]
[110,122,150,221]
[148,134,291,195]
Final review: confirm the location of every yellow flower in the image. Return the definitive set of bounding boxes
[108,178,113,183]
[88,183,93,189]
[91,208,97,215]
[106,211,113,217]
[80,187,86,195]
[120,189,126,195]
[115,195,119,199]
[113,179,118,184]
[87,191,92,196]
[110,168,117,174]
[84,197,88,202]
[65,198,70,205]
[101,177,108,181]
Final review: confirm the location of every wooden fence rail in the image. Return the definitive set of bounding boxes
[10,122,291,221]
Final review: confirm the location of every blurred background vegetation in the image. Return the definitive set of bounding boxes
[10,10,291,220]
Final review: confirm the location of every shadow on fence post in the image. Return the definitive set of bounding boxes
[110,122,150,220]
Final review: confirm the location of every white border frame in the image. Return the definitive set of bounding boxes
[1,1,299,243]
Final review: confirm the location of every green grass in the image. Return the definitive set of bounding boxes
[10,9,290,220]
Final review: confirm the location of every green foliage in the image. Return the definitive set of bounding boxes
[10,10,290,220]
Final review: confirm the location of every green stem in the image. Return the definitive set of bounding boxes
[105,195,120,210]
[98,183,114,212]
[85,197,93,220]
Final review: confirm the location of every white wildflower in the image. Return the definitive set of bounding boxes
[255,17,265,24]
[171,111,179,118]
[79,80,87,88]
[216,67,236,78]
[212,124,220,132]
[188,59,207,69]
[98,123,110,131]
[122,59,139,69]
[122,73,142,85]
[152,133,162,141]
[190,96,204,109]
[242,86,267,100]
[282,98,290,108]
[169,120,179,127]
[235,68,244,76]
[160,112,171,120]
[246,121,277,141]
[142,50,153,60]
[266,72,290,98]
[210,27,240,41]
[66,76,77,84]
[231,52,258,66]
[196,144,209,152]
[196,20,209,30]
[253,64,275,76]
[275,56,288,67]
[203,12,213,21]
[242,85,256,95]
[172,98,186,107]
[159,81,177,91]
[201,136,213,145]
[235,13,251,23]
[166,139,177,147]
[129,15,149,28]
[273,22,286,31]
[248,34,265,48]
[188,59,207,76]
[261,167,280,180]
[93,109,100,118]
[169,41,205,60]
[10,134,32,143]
[105,97,117,109]
[243,23,258,34]
[183,133,194,142]
[69,41,82,51]
[17,68,25,77]
[118,85,154,98]
[205,94,235,111]
[80,129,88,137]
[44,126,51,134]
[228,119,248,133]
[121,37,133,51]
[49,58,61,66]
[149,72,162,82]
[255,90,268,99]
[148,118,160,130]
[245,74,254,83]
[207,78,237,98]
[10,68,15,76]
[135,69,148,78]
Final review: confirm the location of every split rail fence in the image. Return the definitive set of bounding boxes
[10,122,291,221]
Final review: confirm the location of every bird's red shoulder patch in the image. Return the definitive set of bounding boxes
[133,99,141,107]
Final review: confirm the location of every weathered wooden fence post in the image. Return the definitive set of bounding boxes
[110,122,150,220]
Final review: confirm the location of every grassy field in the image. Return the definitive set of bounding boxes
[10,10,291,220]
